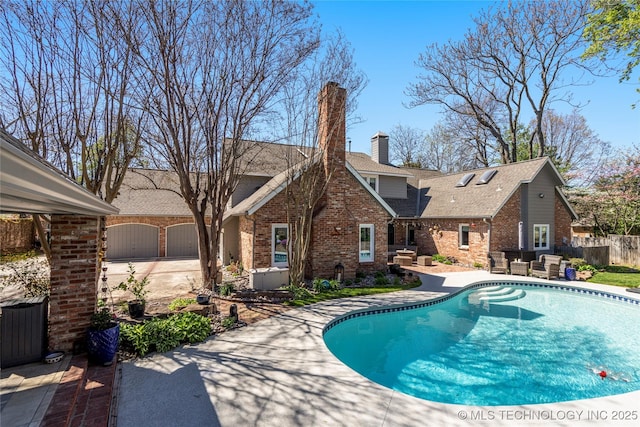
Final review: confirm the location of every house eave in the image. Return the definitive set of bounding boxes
[0,131,119,216]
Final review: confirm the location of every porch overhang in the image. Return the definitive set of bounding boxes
[0,130,118,216]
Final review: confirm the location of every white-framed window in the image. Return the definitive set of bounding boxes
[272,224,289,267]
[359,224,374,262]
[533,224,549,250]
[362,175,378,192]
[459,224,470,248]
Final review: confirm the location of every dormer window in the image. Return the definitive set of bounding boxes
[363,175,378,192]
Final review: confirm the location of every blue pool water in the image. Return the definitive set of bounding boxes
[323,284,640,405]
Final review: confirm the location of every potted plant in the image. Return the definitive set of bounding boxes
[115,263,149,318]
[87,308,119,366]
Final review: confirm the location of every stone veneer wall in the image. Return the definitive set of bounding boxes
[48,214,101,352]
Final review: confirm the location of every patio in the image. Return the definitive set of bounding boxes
[2,269,639,426]
[115,270,639,426]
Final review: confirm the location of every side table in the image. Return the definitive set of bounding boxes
[510,261,528,276]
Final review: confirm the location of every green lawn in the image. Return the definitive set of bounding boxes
[586,265,640,288]
[285,281,422,306]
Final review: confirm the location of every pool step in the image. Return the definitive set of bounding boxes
[468,286,526,304]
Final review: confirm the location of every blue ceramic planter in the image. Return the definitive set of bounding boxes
[87,323,119,366]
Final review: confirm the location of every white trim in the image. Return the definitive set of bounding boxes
[359,224,375,263]
[361,174,379,193]
[533,224,550,250]
[271,224,289,267]
[346,163,397,217]
[458,223,470,248]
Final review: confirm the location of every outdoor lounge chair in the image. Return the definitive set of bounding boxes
[488,251,508,274]
[530,254,562,280]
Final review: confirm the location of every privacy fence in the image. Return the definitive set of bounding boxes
[555,235,640,267]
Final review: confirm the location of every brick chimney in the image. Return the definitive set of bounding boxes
[318,82,346,178]
[371,131,389,164]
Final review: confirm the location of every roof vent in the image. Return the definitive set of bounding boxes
[476,170,497,185]
[455,173,475,187]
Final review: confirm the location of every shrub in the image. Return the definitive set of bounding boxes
[374,275,390,286]
[114,263,149,303]
[168,298,197,311]
[221,316,237,329]
[219,282,235,296]
[120,312,211,357]
[432,254,447,263]
[473,262,483,269]
[283,284,313,299]
[0,255,49,297]
[569,258,587,268]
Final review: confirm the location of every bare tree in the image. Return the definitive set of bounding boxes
[121,0,320,288]
[0,0,146,260]
[420,121,481,173]
[535,109,610,186]
[278,33,366,287]
[389,124,426,167]
[407,1,596,164]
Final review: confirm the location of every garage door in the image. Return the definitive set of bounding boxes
[107,224,159,260]
[166,223,198,258]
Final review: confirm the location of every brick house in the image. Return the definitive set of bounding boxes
[108,88,577,272]
[1,129,119,353]
[386,156,577,266]
[223,84,395,279]
[109,83,396,279]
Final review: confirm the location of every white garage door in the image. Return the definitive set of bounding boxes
[166,223,198,258]
[107,224,159,260]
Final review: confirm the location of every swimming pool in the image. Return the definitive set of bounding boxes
[323,282,640,405]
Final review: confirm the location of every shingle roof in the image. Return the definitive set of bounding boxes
[345,152,413,177]
[237,140,312,177]
[223,154,397,221]
[414,157,559,219]
[110,169,195,216]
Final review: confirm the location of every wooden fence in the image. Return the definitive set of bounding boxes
[556,235,640,267]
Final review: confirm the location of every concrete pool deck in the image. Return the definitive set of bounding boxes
[114,270,640,427]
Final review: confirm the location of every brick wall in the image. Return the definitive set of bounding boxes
[554,195,573,246]
[415,219,490,267]
[490,190,521,252]
[405,191,523,268]
[48,215,101,352]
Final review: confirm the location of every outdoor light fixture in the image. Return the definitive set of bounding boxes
[538,193,544,198]
[334,263,344,282]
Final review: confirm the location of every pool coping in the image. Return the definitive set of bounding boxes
[323,279,640,334]
[116,271,640,427]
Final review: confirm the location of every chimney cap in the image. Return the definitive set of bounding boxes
[371,131,388,139]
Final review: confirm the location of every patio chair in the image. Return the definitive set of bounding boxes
[530,254,562,280]
[488,251,508,274]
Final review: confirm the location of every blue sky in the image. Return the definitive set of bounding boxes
[313,0,640,156]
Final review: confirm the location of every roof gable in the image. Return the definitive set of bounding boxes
[413,157,561,219]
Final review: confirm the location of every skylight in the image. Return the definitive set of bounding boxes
[476,170,497,185]
[455,173,475,187]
